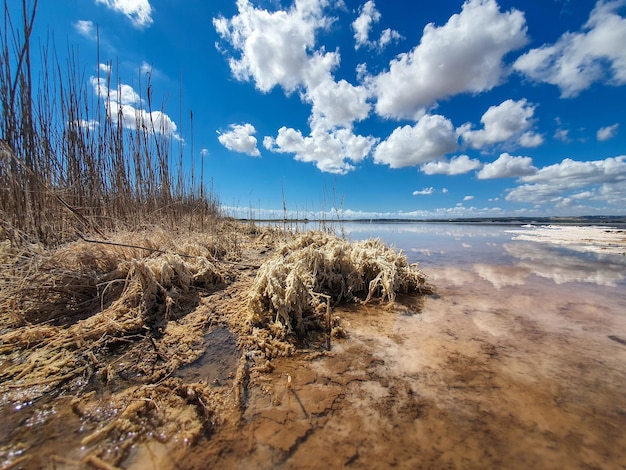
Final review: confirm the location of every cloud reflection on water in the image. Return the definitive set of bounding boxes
[473,263,530,289]
[504,242,626,287]
[343,222,626,288]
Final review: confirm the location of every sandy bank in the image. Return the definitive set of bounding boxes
[507,225,626,255]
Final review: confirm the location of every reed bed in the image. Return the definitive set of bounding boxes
[1,1,221,248]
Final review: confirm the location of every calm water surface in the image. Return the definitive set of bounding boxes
[343,221,626,289]
[204,222,626,469]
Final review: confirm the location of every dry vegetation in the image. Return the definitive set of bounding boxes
[248,231,432,342]
[0,2,434,468]
[0,223,433,467]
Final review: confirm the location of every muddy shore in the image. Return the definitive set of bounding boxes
[175,269,626,469]
[2,224,626,469]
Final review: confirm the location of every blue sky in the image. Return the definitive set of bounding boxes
[25,0,626,218]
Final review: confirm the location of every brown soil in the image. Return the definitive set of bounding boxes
[148,266,626,470]
[2,226,626,469]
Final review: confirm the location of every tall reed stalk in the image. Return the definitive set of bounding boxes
[0,0,221,246]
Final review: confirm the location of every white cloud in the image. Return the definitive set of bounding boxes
[597,123,619,141]
[353,1,380,49]
[352,1,401,50]
[421,154,481,175]
[306,77,370,129]
[378,28,402,49]
[373,114,458,168]
[215,0,379,173]
[506,155,626,207]
[73,119,100,131]
[371,0,528,119]
[91,76,142,106]
[514,0,626,97]
[99,63,112,75]
[477,152,537,179]
[518,132,544,148]
[521,156,626,186]
[464,195,475,201]
[265,126,376,174]
[90,74,181,141]
[459,99,543,149]
[217,123,261,157]
[74,20,95,39]
[95,0,153,28]
[554,129,571,142]
[213,0,336,94]
[413,187,434,196]
[107,101,181,139]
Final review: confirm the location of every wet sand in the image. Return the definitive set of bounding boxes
[2,224,626,469]
[174,265,626,469]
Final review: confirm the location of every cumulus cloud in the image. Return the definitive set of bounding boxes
[506,155,626,207]
[464,195,475,201]
[371,0,528,119]
[91,76,142,106]
[459,99,543,149]
[373,114,458,168]
[265,126,376,174]
[413,187,434,196]
[306,77,370,129]
[95,0,153,28]
[597,123,619,141]
[217,123,261,156]
[352,1,401,50]
[107,101,180,139]
[213,0,336,94]
[90,67,181,140]
[421,154,481,175]
[514,0,626,97]
[477,152,537,179]
[99,63,112,75]
[74,20,95,39]
[353,1,380,48]
[215,0,380,172]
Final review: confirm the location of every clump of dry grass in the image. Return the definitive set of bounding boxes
[0,228,229,394]
[247,231,433,341]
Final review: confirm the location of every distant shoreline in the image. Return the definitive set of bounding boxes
[240,215,626,227]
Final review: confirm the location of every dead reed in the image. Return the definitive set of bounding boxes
[247,231,434,355]
[1,0,220,247]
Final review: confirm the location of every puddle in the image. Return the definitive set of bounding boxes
[174,326,240,386]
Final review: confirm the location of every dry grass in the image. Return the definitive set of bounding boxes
[0,224,437,467]
[0,227,233,393]
[248,231,434,342]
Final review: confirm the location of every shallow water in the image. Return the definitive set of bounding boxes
[185,222,626,469]
[4,223,626,469]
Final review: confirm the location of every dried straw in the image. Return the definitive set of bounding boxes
[247,231,433,339]
[0,230,228,392]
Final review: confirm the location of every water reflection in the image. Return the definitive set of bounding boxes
[473,264,530,289]
[504,241,626,287]
[343,222,626,288]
